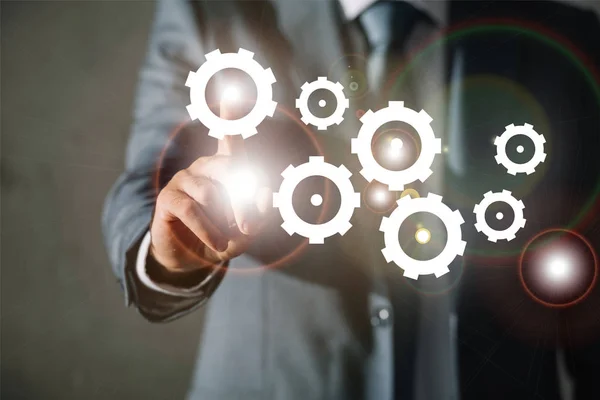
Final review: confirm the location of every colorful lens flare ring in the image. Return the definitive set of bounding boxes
[352,101,442,191]
[494,123,547,175]
[474,190,526,242]
[380,193,466,280]
[185,48,277,139]
[273,156,361,244]
[296,77,349,130]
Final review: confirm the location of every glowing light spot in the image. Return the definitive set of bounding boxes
[310,194,323,206]
[415,228,431,244]
[318,99,326,107]
[546,255,572,282]
[400,189,420,199]
[390,138,404,151]
[349,82,359,91]
[496,212,504,220]
[225,168,258,205]
[516,145,525,153]
[443,146,449,153]
[222,86,241,103]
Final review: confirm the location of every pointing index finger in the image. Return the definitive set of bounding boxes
[217,91,247,158]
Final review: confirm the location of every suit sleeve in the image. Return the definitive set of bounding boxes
[102,0,224,322]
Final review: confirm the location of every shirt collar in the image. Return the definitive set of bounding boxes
[338,0,447,25]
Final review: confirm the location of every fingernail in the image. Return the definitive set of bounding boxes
[217,240,228,252]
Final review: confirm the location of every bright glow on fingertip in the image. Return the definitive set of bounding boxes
[222,86,241,103]
[310,194,323,206]
[225,169,258,204]
[415,228,431,244]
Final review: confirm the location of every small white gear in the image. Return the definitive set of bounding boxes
[473,190,526,242]
[295,77,349,130]
[494,123,547,175]
[185,48,277,139]
[351,101,442,191]
[273,156,361,244]
[380,193,466,280]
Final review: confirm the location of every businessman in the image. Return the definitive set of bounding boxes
[103,1,600,399]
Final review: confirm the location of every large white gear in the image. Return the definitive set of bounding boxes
[295,77,349,130]
[351,101,442,191]
[185,48,277,139]
[473,190,526,242]
[494,123,547,175]
[380,193,466,280]
[273,156,361,244]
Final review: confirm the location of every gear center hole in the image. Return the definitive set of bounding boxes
[308,89,338,119]
[484,201,515,231]
[398,211,447,261]
[206,68,258,119]
[291,176,339,225]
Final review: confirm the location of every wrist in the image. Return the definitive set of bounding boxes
[147,246,218,288]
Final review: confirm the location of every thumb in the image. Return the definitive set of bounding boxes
[216,92,247,157]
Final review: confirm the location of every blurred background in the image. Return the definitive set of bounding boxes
[1,1,203,398]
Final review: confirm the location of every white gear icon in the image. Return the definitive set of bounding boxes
[351,101,442,191]
[185,48,277,139]
[273,156,361,244]
[473,190,526,242]
[295,77,349,130]
[380,193,466,279]
[494,123,547,175]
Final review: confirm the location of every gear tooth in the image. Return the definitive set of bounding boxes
[350,138,360,154]
[300,115,310,125]
[419,109,433,123]
[352,192,361,208]
[295,98,301,108]
[205,49,221,60]
[506,123,515,129]
[520,218,527,228]
[539,134,546,144]
[427,193,442,202]
[434,266,450,278]
[309,236,325,244]
[186,104,199,120]
[360,168,374,182]
[337,164,352,178]
[266,100,277,117]
[494,154,502,164]
[474,222,483,232]
[381,247,393,263]
[335,81,344,90]
[502,189,511,196]
[524,123,533,128]
[185,71,196,87]
[403,268,419,280]
[316,124,327,131]
[453,209,465,224]
[208,129,224,139]
[338,221,353,236]
[517,199,525,209]
[281,164,295,179]
[272,192,281,208]
[281,221,296,236]
[301,82,310,90]
[389,101,404,109]
[388,182,405,191]
[434,138,442,153]
[507,169,517,176]
[418,168,433,182]
[309,156,324,164]
[487,236,498,243]
[540,153,547,162]
[360,109,374,123]
[457,240,467,256]
[317,76,326,81]
[264,67,277,84]
[397,195,412,206]
[525,167,535,175]
[238,48,254,58]
[493,136,500,145]
[473,203,481,214]
[484,190,493,197]
[333,116,344,126]
[342,98,350,109]
[506,233,516,241]
[379,217,390,232]
[240,129,257,139]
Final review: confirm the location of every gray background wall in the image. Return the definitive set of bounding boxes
[1,1,205,398]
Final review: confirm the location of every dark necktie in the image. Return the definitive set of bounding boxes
[359,3,459,400]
